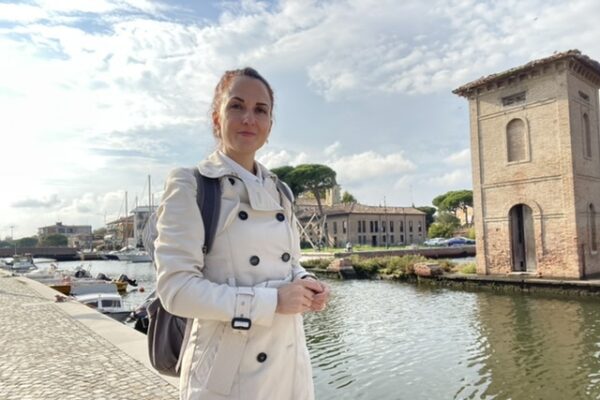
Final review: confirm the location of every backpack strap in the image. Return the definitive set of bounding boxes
[193,169,221,255]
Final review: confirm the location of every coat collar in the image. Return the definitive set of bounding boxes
[197,151,278,183]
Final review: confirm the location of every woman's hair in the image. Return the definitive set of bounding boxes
[211,67,274,138]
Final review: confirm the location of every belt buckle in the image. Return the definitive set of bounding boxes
[231,317,251,330]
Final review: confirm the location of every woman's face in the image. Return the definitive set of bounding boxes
[214,75,272,161]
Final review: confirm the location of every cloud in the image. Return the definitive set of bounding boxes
[426,168,472,187]
[11,194,61,209]
[257,149,308,168]
[329,151,416,183]
[444,148,471,166]
[324,141,340,156]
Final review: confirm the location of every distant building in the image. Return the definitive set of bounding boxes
[454,50,600,278]
[105,216,134,249]
[296,203,426,247]
[132,206,157,247]
[38,222,93,249]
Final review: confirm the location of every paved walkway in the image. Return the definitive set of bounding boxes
[0,271,179,400]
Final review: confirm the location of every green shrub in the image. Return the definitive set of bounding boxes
[459,263,477,274]
[465,227,476,240]
[300,258,331,270]
[350,255,431,279]
[437,259,457,273]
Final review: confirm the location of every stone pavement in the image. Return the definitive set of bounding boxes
[0,271,179,400]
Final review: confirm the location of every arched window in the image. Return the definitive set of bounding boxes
[590,204,597,252]
[507,118,526,162]
[583,113,592,158]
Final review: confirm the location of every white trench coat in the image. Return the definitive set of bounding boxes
[155,151,315,400]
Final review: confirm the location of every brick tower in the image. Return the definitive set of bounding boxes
[454,50,600,278]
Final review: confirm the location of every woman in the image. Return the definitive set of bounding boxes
[155,67,330,400]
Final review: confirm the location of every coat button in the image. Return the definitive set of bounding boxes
[276,213,285,221]
[228,177,235,185]
[238,211,248,220]
[281,252,291,262]
[257,352,267,363]
[250,256,260,266]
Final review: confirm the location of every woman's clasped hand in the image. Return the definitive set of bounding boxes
[276,279,331,314]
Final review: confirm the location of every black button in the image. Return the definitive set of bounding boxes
[238,211,248,220]
[228,177,235,185]
[276,213,285,222]
[257,352,267,363]
[250,256,260,266]
[281,252,291,262]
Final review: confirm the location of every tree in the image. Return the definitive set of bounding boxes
[428,212,461,238]
[341,191,357,204]
[15,237,38,248]
[432,190,473,225]
[0,240,13,248]
[416,206,436,229]
[288,164,337,218]
[271,166,303,197]
[40,234,68,247]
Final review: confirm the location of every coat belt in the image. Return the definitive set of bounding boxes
[204,275,292,395]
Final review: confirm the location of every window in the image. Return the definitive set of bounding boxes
[374,221,379,233]
[382,221,386,233]
[579,91,590,102]
[409,221,413,233]
[400,234,404,243]
[333,221,338,234]
[502,91,526,106]
[382,235,386,243]
[343,220,347,234]
[358,221,362,233]
[390,235,394,244]
[584,113,592,158]
[418,221,422,232]
[390,221,394,232]
[400,221,404,232]
[507,118,526,162]
[334,236,338,246]
[362,221,366,233]
[591,204,597,252]
[370,221,374,233]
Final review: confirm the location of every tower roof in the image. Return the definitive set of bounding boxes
[453,49,600,97]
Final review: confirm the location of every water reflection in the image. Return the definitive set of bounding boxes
[51,261,600,399]
[304,281,600,400]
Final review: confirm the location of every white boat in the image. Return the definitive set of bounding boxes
[1,254,37,273]
[74,292,131,322]
[113,247,151,263]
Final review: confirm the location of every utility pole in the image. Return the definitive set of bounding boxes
[9,225,15,240]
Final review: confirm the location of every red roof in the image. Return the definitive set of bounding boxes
[453,49,600,97]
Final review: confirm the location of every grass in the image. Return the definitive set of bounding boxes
[301,244,418,253]
[459,263,477,274]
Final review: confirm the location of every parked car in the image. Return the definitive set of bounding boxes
[446,237,476,247]
[423,237,447,246]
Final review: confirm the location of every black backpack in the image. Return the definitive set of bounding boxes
[143,168,293,377]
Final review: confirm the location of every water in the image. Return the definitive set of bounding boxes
[51,261,600,399]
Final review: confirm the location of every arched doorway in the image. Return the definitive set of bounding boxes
[509,204,537,272]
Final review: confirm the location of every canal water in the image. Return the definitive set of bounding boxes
[56,260,600,399]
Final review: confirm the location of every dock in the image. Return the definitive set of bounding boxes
[0,270,178,400]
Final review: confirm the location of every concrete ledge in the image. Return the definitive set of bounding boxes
[7,271,179,388]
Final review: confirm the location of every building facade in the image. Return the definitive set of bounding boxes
[37,222,93,249]
[105,216,134,249]
[297,203,426,248]
[132,206,157,247]
[454,50,600,278]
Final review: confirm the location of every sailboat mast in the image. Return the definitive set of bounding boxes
[148,175,152,210]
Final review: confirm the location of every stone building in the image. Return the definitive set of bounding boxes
[454,50,600,278]
[296,203,426,248]
[37,222,93,249]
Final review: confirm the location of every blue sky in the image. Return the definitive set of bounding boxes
[1,0,600,238]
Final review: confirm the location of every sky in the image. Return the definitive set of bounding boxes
[1,0,600,238]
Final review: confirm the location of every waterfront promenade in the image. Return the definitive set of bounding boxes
[0,270,178,400]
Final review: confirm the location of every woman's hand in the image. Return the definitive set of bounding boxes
[308,281,330,312]
[276,279,321,314]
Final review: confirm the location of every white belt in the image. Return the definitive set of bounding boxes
[205,287,254,395]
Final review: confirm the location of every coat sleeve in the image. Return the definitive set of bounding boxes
[155,168,278,327]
